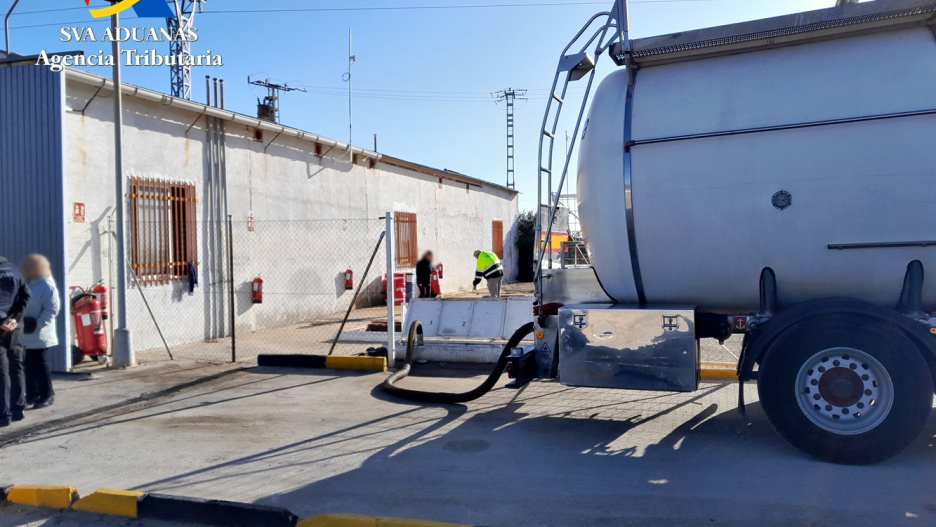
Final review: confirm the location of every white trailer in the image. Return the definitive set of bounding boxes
[527,0,936,464]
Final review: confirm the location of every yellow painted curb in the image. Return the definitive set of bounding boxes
[700,362,738,381]
[325,356,387,372]
[72,489,144,518]
[6,485,78,509]
[298,513,471,527]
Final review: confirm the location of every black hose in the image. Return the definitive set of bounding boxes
[381,321,536,404]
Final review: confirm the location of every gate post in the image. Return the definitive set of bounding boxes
[385,212,395,367]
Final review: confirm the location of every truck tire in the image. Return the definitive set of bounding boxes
[757,313,933,465]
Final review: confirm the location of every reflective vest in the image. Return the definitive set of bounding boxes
[474,251,504,285]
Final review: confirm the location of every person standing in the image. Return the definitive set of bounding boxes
[20,255,59,409]
[415,251,434,298]
[472,250,504,298]
[0,255,30,427]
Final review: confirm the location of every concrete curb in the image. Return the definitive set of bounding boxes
[137,493,299,526]
[700,362,739,381]
[1,486,477,526]
[258,354,387,372]
[259,354,734,380]
[298,513,471,527]
[72,489,144,518]
[6,485,78,509]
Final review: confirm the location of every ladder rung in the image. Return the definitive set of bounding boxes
[543,131,555,139]
[541,167,552,174]
[552,93,564,103]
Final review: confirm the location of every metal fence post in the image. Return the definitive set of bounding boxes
[385,212,395,367]
[228,215,236,363]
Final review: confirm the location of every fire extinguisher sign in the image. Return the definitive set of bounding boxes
[247,214,255,232]
[73,203,86,223]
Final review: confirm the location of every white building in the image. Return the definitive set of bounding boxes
[0,62,519,371]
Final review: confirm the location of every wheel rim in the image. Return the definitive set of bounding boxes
[795,347,894,435]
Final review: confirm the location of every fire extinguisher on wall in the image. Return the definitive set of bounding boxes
[345,269,354,290]
[91,282,109,320]
[252,276,263,304]
[436,262,444,279]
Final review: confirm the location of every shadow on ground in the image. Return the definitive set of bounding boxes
[125,374,936,527]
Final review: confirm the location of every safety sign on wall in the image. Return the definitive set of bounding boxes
[73,203,86,223]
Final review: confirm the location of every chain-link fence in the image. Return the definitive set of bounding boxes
[129,219,391,364]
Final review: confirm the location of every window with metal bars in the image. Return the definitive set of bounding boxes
[395,212,418,268]
[128,177,198,285]
[492,220,504,259]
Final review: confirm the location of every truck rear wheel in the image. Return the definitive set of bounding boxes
[757,313,933,464]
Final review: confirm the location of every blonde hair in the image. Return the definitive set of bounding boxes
[20,254,52,280]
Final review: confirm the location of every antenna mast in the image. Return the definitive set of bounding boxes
[342,29,356,150]
[492,88,528,190]
[168,0,205,100]
[248,76,307,124]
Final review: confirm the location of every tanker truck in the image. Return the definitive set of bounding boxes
[530,0,936,465]
[384,0,936,464]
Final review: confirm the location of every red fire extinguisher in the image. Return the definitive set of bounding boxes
[436,262,444,279]
[345,269,354,290]
[91,282,109,320]
[71,291,107,359]
[252,276,264,304]
[430,270,441,297]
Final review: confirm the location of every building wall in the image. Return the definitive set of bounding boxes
[62,77,518,353]
[0,66,70,371]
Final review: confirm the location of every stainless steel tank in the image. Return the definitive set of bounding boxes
[577,22,936,312]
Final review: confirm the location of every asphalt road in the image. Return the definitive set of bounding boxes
[0,360,934,526]
[0,503,189,527]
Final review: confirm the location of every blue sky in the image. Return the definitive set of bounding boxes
[7,1,838,211]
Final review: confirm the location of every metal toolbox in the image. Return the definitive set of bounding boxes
[558,305,699,392]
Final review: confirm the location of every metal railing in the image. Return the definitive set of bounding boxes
[534,0,630,308]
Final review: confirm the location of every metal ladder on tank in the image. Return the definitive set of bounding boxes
[535,0,632,308]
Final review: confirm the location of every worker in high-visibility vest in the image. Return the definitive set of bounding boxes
[472,250,504,298]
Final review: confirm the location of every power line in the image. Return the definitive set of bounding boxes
[11,0,729,17]
[9,0,742,30]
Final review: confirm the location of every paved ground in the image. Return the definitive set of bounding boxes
[1,357,935,526]
[0,503,189,527]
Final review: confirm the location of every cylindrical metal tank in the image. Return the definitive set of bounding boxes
[577,27,936,312]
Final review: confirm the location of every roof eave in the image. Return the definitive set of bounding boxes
[630,0,936,68]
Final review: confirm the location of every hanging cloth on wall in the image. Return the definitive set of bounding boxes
[188,261,199,293]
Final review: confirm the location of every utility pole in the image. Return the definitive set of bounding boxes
[110,6,133,369]
[248,76,307,124]
[168,0,205,100]
[343,29,356,150]
[492,88,527,190]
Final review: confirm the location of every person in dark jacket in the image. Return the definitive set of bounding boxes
[0,255,31,427]
[415,251,434,298]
